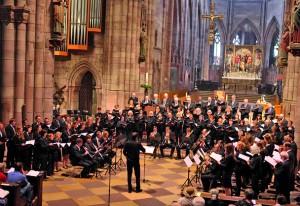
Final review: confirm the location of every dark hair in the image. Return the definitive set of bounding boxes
[288,133,295,140]
[76,138,83,144]
[9,118,15,124]
[276,195,287,204]
[284,142,291,148]
[40,130,48,137]
[35,115,40,120]
[244,189,254,200]
[14,162,23,172]
[131,132,138,141]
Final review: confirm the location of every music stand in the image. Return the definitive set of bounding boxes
[115,138,126,168]
[190,153,202,184]
[142,146,155,185]
[181,156,194,189]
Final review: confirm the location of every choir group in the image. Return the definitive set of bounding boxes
[0,92,297,203]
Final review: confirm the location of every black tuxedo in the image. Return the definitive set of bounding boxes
[5,124,15,168]
[70,144,94,176]
[160,132,176,157]
[151,99,161,106]
[274,160,291,203]
[123,140,145,191]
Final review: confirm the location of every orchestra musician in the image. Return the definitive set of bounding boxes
[159,126,176,159]
[70,138,95,178]
[149,126,161,158]
[175,128,194,160]
[84,135,107,168]
[0,122,6,163]
[264,103,275,120]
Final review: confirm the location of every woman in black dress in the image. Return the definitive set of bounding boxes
[219,143,235,196]
[14,125,28,166]
[24,125,33,171]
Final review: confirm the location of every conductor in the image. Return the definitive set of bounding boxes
[123,132,145,193]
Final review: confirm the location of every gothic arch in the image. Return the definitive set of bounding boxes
[66,61,102,110]
[230,18,261,44]
[264,17,280,67]
[67,61,102,89]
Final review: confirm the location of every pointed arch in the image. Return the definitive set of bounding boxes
[231,18,261,44]
[264,16,280,41]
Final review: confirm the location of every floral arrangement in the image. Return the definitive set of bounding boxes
[140,84,152,89]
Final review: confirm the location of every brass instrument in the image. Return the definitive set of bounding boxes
[179,130,193,148]
[163,132,170,144]
[149,131,157,142]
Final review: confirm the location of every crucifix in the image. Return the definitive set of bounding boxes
[201,2,224,45]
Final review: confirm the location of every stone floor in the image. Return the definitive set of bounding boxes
[42,153,197,206]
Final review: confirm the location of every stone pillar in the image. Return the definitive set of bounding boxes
[33,0,45,117]
[282,53,299,144]
[43,0,55,119]
[25,0,36,123]
[14,6,29,122]
[0,4,15,123]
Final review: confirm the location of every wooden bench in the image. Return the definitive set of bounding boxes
[0,182,26,206]
[3,171,44,206]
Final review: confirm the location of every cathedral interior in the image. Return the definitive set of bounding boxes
[0,0,300,206]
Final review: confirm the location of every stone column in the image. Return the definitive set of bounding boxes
[282,53,299,144]
[0,3,15,123]
[14,6,29,122]
[25,0,36,123]
[33,0,45,117]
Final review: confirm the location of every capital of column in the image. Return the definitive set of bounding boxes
[14,6,30,24]
[0,5,15,23]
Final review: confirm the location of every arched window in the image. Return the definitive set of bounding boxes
[269,28,279,67]
[232,23,258,45]
[209,29,222,66]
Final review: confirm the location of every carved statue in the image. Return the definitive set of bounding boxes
[277,25,290,67]
[139,26,148,63]
[53,0,65,34]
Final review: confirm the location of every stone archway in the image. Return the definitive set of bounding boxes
[66,61,102,114]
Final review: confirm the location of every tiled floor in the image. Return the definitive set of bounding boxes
[42,153,199,206]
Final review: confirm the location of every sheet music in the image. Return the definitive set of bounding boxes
[259,128,263,132]
[238,153,250,162]
[272,151,281,161]
[210,152,222,162]
[67,143,71,147]
[246,151,253,157]
[60,143,66,147]
[89,133,94,136]
[143,146,155,154]
[78,133,87,137]
[0,189,9,198]
[233,142,238,148]
[234,127,239,131]
[229,137,235,141]
[25,140,35,145]
[273,119,278,124]
[274,144,279,150]
[246,127,250,132]
[265,156,277,167]
[193,154,201,165]
[26,170,40,177]
[184,156,193,168]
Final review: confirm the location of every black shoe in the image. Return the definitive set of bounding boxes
[128,189,132,193]
[175,157,181,160]
[136,189,143,193]
[169,156,173,159]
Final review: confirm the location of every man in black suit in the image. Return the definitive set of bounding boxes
[264,103,275,120]
[227,95,239,115]
[37,130,49,178]
[51,114,61,132]
[287,133,298,169]
[239,99,251,120]
[128,92,139,106]
[184,97,195,113]
[163,93,171,105]
[32,115,42,131]
[274,151,291,203]
[5,118,16,168]
[123,132,145,193]
[204,97,214,115]
[159,126,176,158]
[141,95,151,109]
[71,138,94,177]
[278,113,288,127]
[284,142,295,191]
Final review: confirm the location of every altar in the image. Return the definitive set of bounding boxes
[222,45,263,91]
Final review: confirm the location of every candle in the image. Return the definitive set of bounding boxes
[146,72,148,85]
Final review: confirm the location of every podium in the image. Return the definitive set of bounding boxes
[144,106,156,116]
